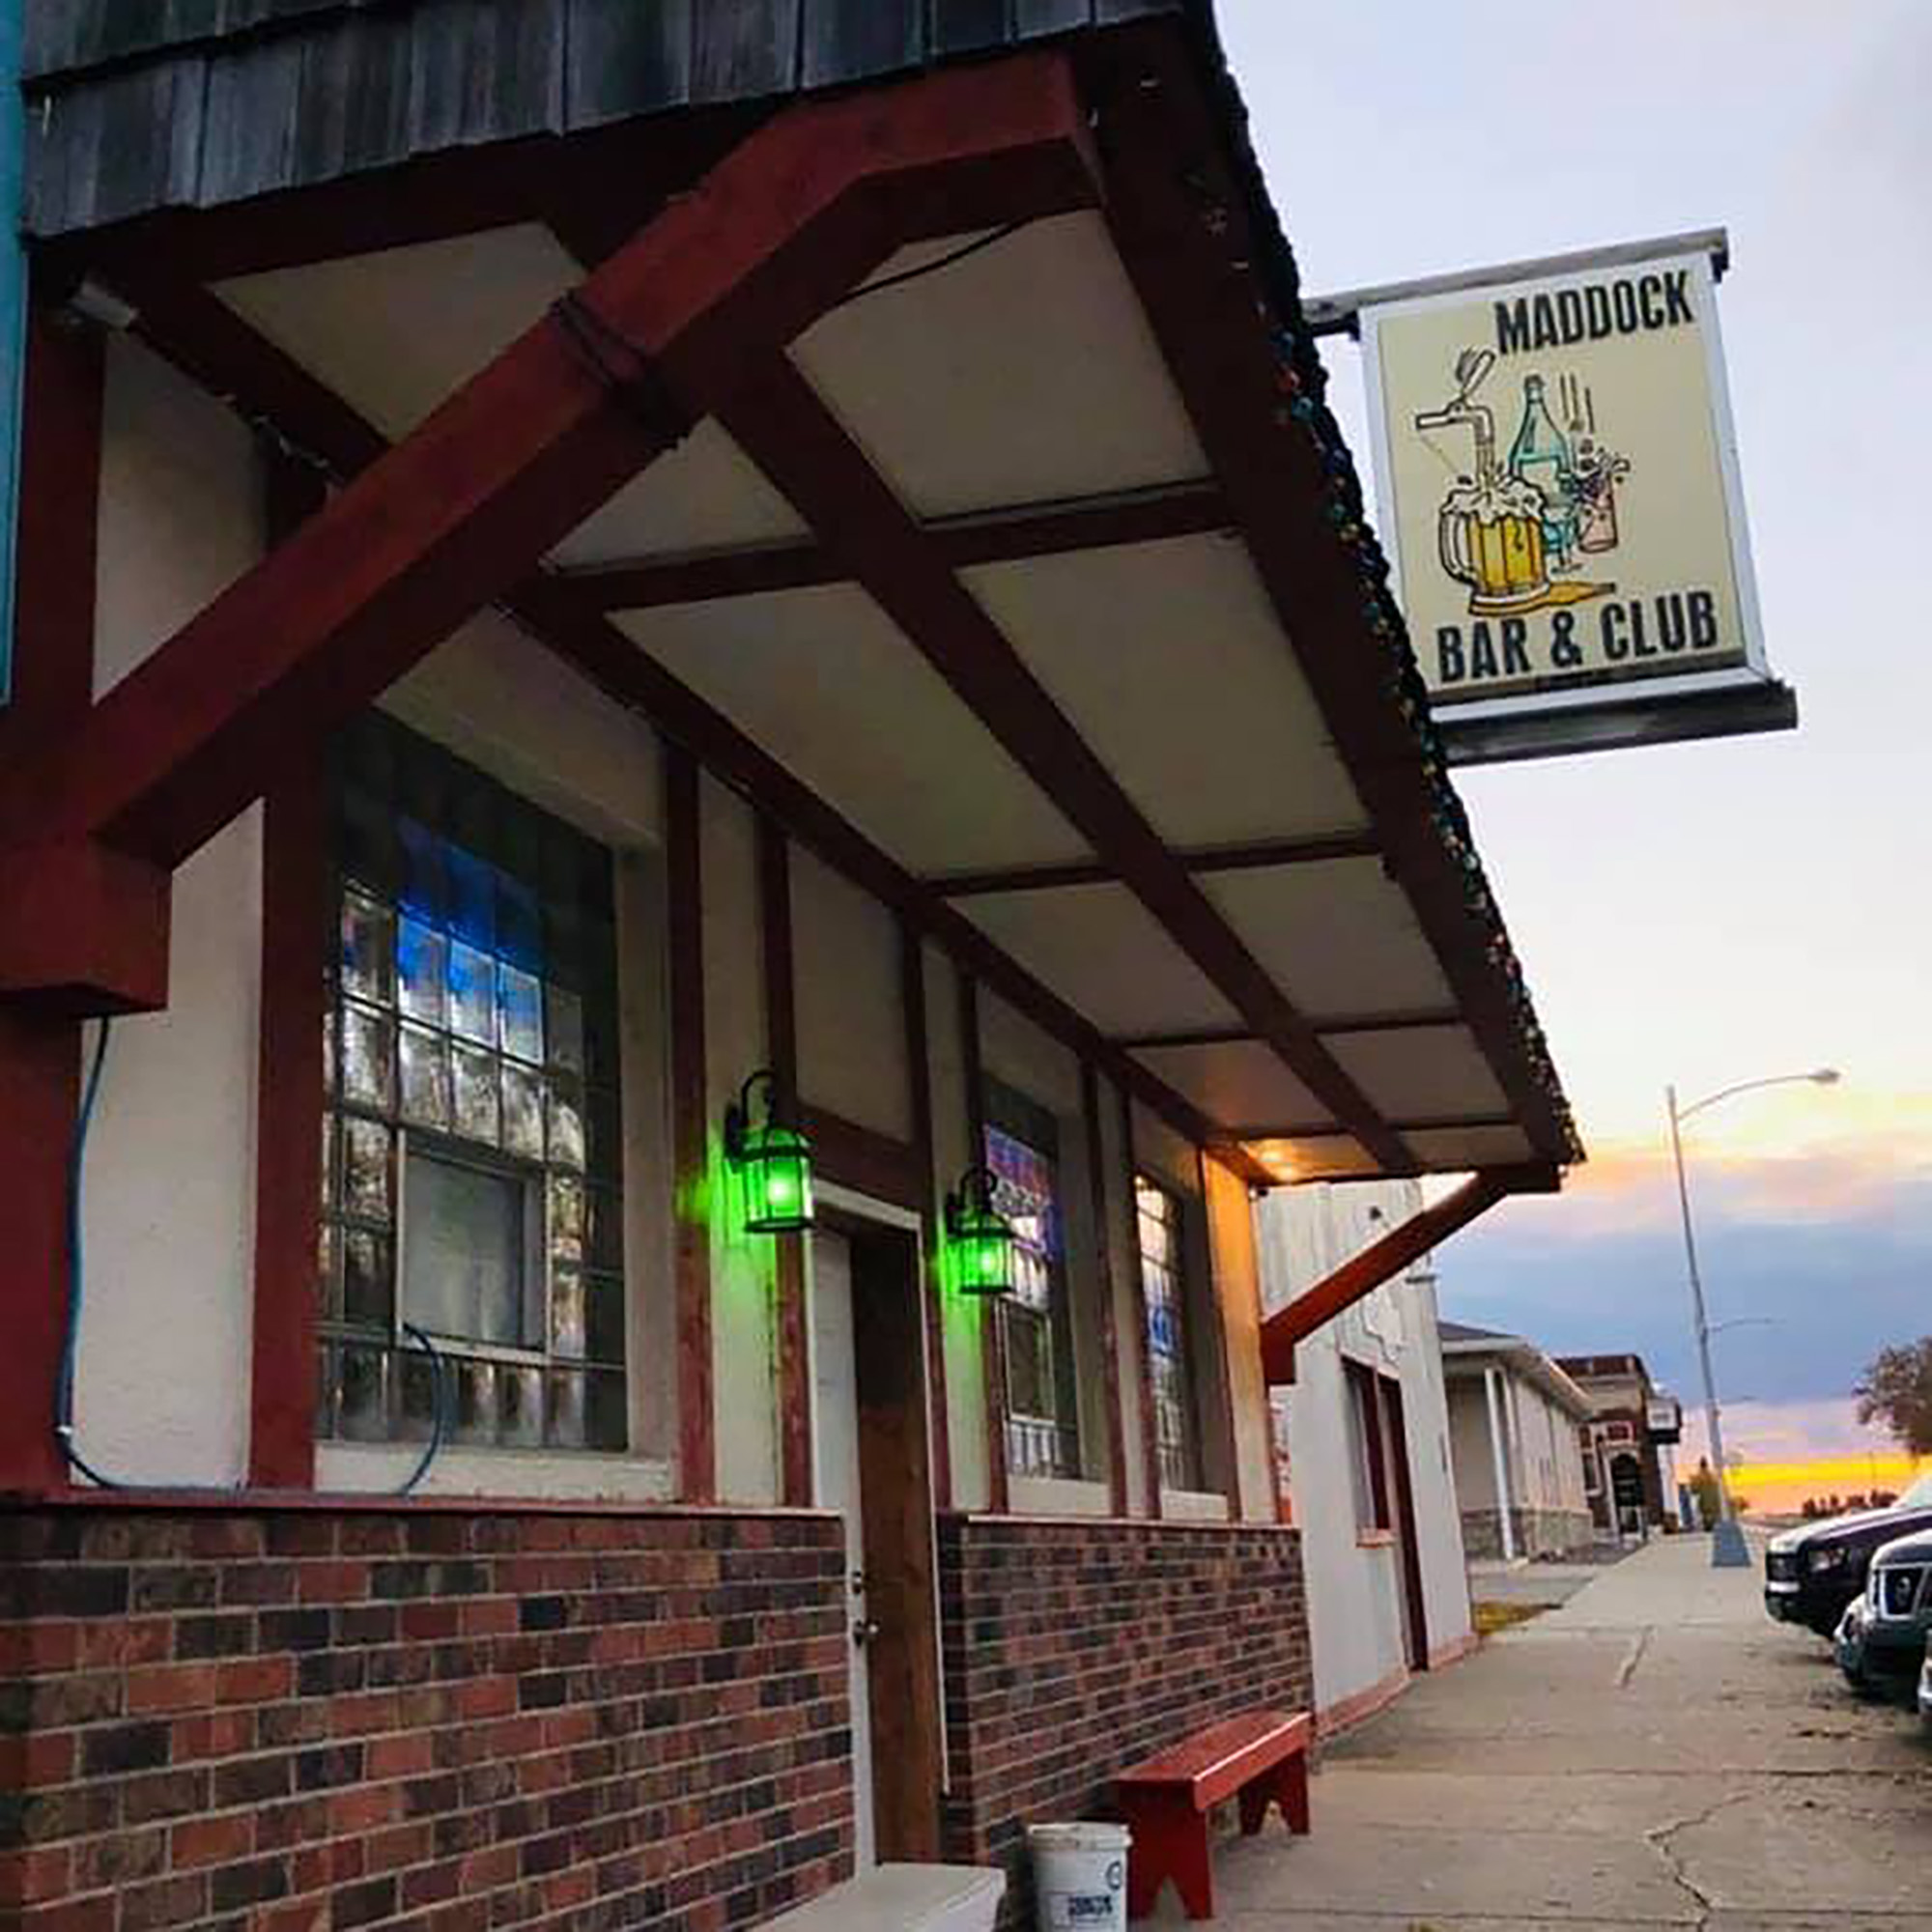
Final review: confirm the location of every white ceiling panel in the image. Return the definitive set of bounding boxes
[1132,1040,1329,1133]
[1202,859,1455,1020]
[1403,1125,1537,1170]
[614,585,1088,878]
[965,534,1368,848]
[217,224,579,438]
[552,420,809,565]
[1329,1025,1510,1122]
[791,213,1207,518]
[958,884,1239,1040]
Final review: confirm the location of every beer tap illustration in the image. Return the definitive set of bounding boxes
[1415,348,1501,487]
[1414,348,1619,616]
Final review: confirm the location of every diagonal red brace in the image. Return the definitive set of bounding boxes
[0,53,1098,912]
[1260,1164,1561,1384]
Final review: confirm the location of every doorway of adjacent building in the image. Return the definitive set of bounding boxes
[810,1208,944,1868]
[1379,1379,1431,1673]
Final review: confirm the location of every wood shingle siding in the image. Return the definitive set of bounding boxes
[20,0,1186,235]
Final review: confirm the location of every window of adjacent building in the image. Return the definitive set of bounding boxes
[1134,1175,1200,1492]
[319,713,627,1453]
[983,1082,1078,1480]
[1344,1360,1392,1533]
[1605,1419,1635,1443]
[1581,1429,1602,1493]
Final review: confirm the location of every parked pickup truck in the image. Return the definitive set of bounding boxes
[1835,1525,1932,1694]
[1764,1474,1932,1636]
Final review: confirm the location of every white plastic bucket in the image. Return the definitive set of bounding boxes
[1027,1822,1130,1932]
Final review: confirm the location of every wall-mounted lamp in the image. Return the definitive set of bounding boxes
[724,1069,814,1235]
[946,1165,1016,1297]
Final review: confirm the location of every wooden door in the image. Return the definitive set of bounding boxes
[813,1213,944,1862]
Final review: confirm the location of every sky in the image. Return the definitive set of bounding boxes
[1219,2,1932,1484]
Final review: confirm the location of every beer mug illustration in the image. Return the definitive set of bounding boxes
[1436,473,1550,608]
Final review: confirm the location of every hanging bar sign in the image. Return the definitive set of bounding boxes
[1352,234,1789,754]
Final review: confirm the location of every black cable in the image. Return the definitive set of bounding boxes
[827,221,1033,312]
[56,1016,448,1495]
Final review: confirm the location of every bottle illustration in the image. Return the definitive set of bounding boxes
[1561,372,1629,556]
[1507,374,1579,571]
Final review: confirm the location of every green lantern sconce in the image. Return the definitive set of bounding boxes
[946,1164,1016,1297]
[724,1069,815,1236]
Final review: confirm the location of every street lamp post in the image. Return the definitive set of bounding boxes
[1665,1068,1840,1569]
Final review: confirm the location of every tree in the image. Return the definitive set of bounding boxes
[1855,1339,1932,1457]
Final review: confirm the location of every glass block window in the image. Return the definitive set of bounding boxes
[1135,1177,1200,1492]
[984,1082,1079,1480]
[318,712,627,1453]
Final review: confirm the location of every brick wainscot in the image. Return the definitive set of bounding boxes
[0,1501,850,1932]
[938,1518,1311,1928]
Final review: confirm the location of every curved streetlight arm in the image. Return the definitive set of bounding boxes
[1674,1069,1839,1124]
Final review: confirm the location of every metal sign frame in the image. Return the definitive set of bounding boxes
[1335,231,1795,763]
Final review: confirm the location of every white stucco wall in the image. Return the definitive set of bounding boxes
[1256,1179,1474,1719]
[72,337,265,1486]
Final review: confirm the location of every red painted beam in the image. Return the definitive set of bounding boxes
[0,51,1099,882]
[900,918,952,1513]
[0,1011,82,1492]
[0,296,107,1493]
[97,211,1276,1201]
[666,746,714,1502]
[1258,1165,1560,1384]
[758,814,813,1510]
[513,578,1277,1195]
[555,479,1233,611]
[1084,1062,1131,1517]
[715,356,1411,1175]
[926,831,1381,899]
[248,458,330,1491]
[0,302,103,761]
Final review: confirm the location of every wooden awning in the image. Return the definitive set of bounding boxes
[2,19,1580,1190]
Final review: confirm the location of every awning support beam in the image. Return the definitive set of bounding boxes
[713,355,1413,1174]
[0,52,1099,1008]
[1260,1163,1560,1384]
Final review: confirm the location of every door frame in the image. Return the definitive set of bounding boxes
[1378,1377,1431,1674]
[810,1182,948,1861]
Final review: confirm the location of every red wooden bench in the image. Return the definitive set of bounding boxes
[1116,1709,1311,1920]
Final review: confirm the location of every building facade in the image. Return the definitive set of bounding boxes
[1559,1353,1682,1535]
[0,7,1580,1929]
[1441,1324,1595,1561]
[1258,1181,1476,1737]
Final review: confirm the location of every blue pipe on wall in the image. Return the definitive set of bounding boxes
[0,0,25,707]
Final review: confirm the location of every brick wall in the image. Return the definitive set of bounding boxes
[0,1502,851,1932]
[937,1518,1310,1925]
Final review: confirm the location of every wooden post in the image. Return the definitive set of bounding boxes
[902,920,952,1512]
[957,975,1008,1514]
[758,812,812,1508]
[1120,1091,1164,1520]
[247,454,329,1488]
[0,298,104,1492]
[667,747,714,1500]
[1082,1064,1129,1516]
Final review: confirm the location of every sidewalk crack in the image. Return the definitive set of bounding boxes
[1615,1624,1653,1688]
[1645,1791,1747,1928]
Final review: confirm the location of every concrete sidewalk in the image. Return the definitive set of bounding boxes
[1147,1532,1932,1927]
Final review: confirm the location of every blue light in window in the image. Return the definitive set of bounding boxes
[398,819,448,926]
[497,873,543,973]
[448,845,496,951]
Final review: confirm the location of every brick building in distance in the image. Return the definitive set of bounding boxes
[1559,1354,1684,1536]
